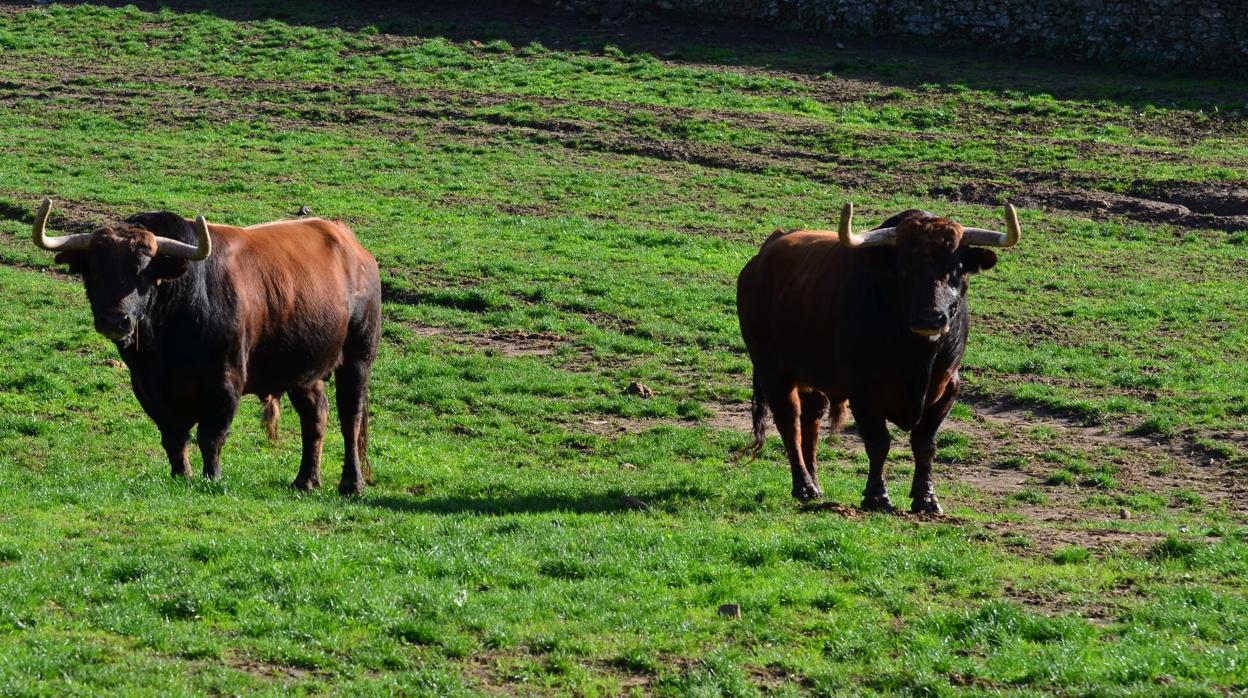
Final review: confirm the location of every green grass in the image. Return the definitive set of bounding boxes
[0,3,1246,695]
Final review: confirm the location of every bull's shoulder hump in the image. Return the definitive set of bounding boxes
[240,218,339,234]
[786,228,843,241]
[766,229,845,252]
[758,227,840,249]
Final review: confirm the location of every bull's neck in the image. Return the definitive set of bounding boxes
[118,263,215,364]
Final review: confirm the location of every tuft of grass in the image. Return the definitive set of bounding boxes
[1045,469,1077,486]
[1008,490,1047,505]
[1148,536,1201,562]
[1052,546,1092,564]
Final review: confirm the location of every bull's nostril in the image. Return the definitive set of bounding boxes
[913,310,946,327]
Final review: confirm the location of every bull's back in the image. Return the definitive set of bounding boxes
[211,219,379,394]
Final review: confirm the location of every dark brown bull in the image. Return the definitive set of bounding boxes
[32,199,382,495]
[736,203,1021,513]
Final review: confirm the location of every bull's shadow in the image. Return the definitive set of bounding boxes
[42,0,1238,110]
[364,483,712,515]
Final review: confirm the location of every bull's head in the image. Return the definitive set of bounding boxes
[31,199,212,348]
[838,202,1020,341]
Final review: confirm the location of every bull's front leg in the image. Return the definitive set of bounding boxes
[129,381,192,478]
[909,382,958,515]
[852,406,894,512]
[160,422,193,479]
[197,393,240,481]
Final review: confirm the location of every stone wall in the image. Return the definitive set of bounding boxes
[546,0,1248,70]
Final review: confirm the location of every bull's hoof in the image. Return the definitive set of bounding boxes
[202,469,222,481]
[792,483,823,502]
[170,468,192,479]
[861,495,895,513]
[290,477,320,492]
[338,480,364,497]
[911,496,944,515]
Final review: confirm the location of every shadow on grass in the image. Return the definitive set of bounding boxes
[51,0,1243,109]
[365,484,713,515]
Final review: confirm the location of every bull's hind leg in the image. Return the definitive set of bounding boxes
[909,382,958,515]
[852,405,894,512]
[334,360,372,496]
[336,289,380,496]
[288,383,328,491]
[798,391,829,498]
[763,379,819,501]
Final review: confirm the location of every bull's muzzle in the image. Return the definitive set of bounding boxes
[909,310,950,340]
[95,312,134,343]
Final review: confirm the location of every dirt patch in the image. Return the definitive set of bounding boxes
[223,653,319,681]
[700,386,1246,529]
[707,401,753,432]
[0,190,118,235]
[932,180,1248,232]
[1128,180,1248,217]
[403,322,565,358]
[964,394,1239,477]
[463,649,657,696]
[999,577,1143,625]
[985,520,1168,557]
[800,501,863,518]
[579,415,669,436]
[941,396,1241,523]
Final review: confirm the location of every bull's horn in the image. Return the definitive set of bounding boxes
[31,199,93,251]
[153,215,212,260]
[963,203,1021,248]
[838,201,897,248]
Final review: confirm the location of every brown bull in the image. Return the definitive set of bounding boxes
[737,203,1021,513]
[32,199,382,495]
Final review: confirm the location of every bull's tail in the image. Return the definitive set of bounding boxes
[828,398,848,433]
[261,394,281,444]
[734,371,770,463]
[359,393,373,485]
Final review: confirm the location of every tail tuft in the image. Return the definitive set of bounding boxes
[261,395,281,444]
[733,371,770,463]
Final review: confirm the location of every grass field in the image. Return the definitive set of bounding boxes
[0,2,1246,695]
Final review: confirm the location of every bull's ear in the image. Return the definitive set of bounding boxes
[53,251,88,276]
[148,256,189,282]
[962,248,998,274]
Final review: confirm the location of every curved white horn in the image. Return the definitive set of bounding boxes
[31,199,93,251]
[838,201,897,248]
[153,215,212,260]
[962,203,1021,248]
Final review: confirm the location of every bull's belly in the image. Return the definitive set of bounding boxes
[794,373,934,432]
[242,342,343,396]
